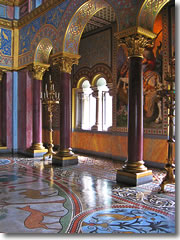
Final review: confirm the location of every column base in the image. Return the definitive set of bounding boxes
[29,143,46,150]
[52,149,78,166]
[0,146,9,153]
[116,169,153,186]
[0,146,7,150]
[27,148,48,157]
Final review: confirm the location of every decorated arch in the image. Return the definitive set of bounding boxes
[138,0,171,31]
[34,38,53,64]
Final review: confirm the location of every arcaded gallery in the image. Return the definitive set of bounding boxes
[0,0,175,234]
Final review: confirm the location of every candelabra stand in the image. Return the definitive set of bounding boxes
[41,75,60,160]
[157,57,175,192]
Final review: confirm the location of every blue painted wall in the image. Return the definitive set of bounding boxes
[19,0,70,55]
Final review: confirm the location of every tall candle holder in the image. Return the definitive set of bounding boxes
[157,57,175,192]
[41,74,60,160]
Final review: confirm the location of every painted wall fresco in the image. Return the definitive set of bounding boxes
[116,12,163,133]
[0,28,12,67]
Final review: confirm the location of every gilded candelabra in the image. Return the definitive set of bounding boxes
[157,57,175,192]
[41,74,60,160]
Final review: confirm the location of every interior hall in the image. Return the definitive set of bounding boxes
[0,0,176,235]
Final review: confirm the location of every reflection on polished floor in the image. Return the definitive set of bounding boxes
[0,154,175,234]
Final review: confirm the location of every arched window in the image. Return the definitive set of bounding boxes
[75,79,96,130]
[75,76,112,131]
[95,77,112,131]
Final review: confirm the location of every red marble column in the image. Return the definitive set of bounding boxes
[32,79,43,146]
[53,71,78,166]
[52,52,80,166]
[1,72,13,149]
[18,69,33,151]
[59,72,72,154]
[116,34,153,185]
[27,63,49,156]
[125,56,146,171]
[0,76,2,146]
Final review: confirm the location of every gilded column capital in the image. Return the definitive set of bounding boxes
[115,26,156,58]
[0,70,4,82]
[0,68,7,82]
[51,52,81,74]
[118,34,153,57]
[28,62,50,80]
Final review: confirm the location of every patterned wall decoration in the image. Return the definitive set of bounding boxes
[0,28,12,56]
[73,64,112,88]
[0,28,12,67]
[138,0,170,31]
[19,0,70,55]
[74,28,112,72]
[34,38,53,63]
[19,25,58,66]
[116,10,167,135]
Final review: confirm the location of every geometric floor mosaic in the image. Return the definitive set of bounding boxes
[0,154,175,234]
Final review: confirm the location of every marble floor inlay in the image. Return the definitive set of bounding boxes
[0,154,175,234]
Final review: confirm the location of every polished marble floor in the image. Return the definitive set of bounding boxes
[0,154,175,234]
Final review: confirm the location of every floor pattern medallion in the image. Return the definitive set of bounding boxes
[68,206,175,234]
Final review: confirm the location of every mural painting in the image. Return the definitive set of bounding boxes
[116,12,163,130]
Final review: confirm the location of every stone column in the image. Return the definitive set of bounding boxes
[91,88,100,131]
[77,91,84,129]
[51,52,80,166]
[115,30,156,186]
[28,62,50,157]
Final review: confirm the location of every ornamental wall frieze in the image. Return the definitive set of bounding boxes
[0,19,13,29]
[73,64,113,88]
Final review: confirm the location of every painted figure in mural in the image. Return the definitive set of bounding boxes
[116,46,129,127]
[143,40,163,123]
[116,32,163,127]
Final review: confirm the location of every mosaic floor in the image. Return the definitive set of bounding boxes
[0,154,175,234]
